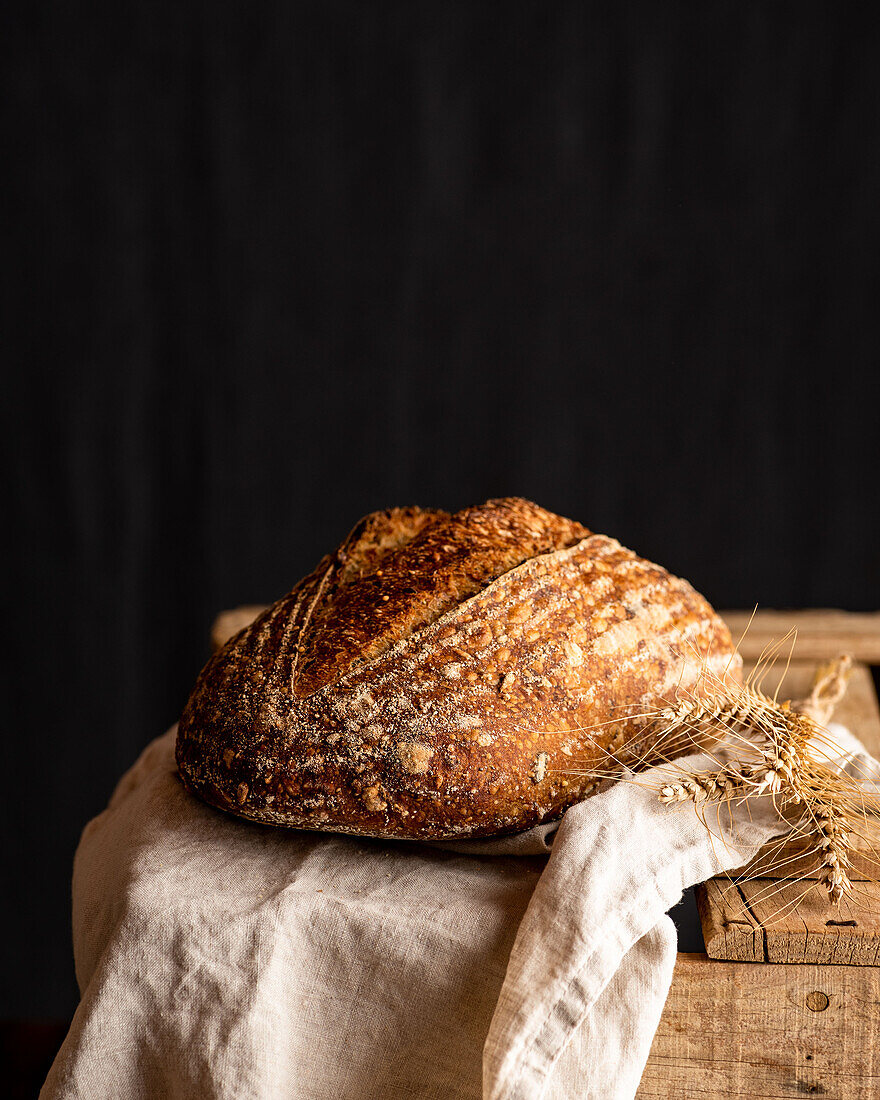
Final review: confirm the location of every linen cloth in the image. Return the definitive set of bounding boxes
[42,723,873,1100]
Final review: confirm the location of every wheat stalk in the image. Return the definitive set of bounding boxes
[811,800,854,905]
[654,654,876,906]
[555,647,878,909]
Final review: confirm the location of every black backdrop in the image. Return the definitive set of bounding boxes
[6,3,880,1019]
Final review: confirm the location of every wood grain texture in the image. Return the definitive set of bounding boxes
[638,952,880,1099]
[696,877,766,963]
[699,877,880,966]
[721,609,880,663]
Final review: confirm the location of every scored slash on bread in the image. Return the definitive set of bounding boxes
[176,497,739,840]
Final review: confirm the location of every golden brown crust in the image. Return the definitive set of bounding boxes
[291,498,589,697]
[176,498,739,840]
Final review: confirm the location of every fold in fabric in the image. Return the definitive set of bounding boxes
[42,724,874,1100]
[483,722,879,1100]
[482,757,787,1100]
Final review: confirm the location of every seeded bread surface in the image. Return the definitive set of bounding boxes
[176,497,739,839]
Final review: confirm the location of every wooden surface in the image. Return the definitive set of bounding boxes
[698,875,880,966]
[721,609,880,664]
[637,952,880,1099]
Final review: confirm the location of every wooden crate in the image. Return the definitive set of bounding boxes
[638,611,880,1099]
[637,951,879,1098]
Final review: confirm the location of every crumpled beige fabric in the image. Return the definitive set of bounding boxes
[42,723,871,1100]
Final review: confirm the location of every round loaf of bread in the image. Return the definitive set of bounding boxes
[176,497,739,839]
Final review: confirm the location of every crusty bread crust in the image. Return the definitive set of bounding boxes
[176,498,739,839]
[290,499,590,697]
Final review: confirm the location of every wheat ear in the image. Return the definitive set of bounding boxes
[655,654,870,906]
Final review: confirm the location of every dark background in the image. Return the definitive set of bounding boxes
[5,0,880,1036]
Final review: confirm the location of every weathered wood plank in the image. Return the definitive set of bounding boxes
[721,608,880,664]
[638,952,880,1099]
[701,877,880,967]
[696,877,765,962]
[744,878,880,967]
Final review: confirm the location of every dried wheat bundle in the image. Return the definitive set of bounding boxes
[562,645,880,910]
[649,651,880,909]
[657,656,878,901]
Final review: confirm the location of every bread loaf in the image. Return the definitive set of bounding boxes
[176,497,739,840]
